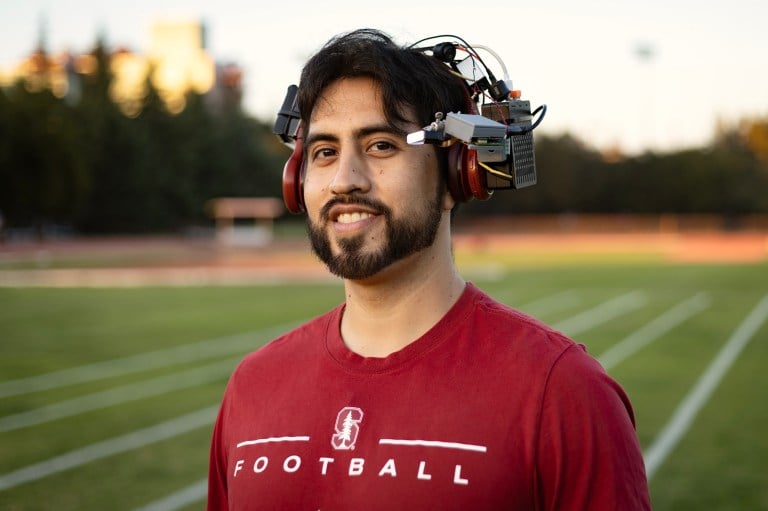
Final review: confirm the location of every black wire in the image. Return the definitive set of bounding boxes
[407,34,496,82]
[408,34,472,50]
[504,104,548,135]
[530,104,547,130]
[409,34,547,134]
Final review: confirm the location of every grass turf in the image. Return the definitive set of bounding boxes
[1,258,766,510]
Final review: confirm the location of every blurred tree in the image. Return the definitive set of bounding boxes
[460,133,608,216]
[197,109,286,203]
[0,82,88,238]
[2,32,766,236]
[72,37,144,233]
[711,120,768,215]
[744,120,768,166]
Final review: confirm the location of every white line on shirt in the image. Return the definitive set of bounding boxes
[236,436,311,448]
[378,439,487,453]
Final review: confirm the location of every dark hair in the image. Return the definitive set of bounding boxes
[297,28,469,134]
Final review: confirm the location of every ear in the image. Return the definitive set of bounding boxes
[441,186,456,212]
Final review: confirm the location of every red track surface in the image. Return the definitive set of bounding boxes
[1,229,766,286]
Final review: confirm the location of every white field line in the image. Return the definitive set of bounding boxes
[127,289,650,511]
[0,289,654,500]
[553,290,648,337]
[0,405,219,492]
[519,290,581,318]
[0,291,637,399]
[0,357,241,433]
[598,293,712,371]
[133,479,208,511]
[0,322,297,399]
[643,293,768,480]
[489,289,577,315]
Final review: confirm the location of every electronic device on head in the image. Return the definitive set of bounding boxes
[273,34,547,214]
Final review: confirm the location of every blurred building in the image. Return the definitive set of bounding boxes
[0,19,243,116]
[205,61,244,113]
[146,19,215,113]
[0,42,69,98]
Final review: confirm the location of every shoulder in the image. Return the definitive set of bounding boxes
[543,343,636,422]
[463,283,582,360]
[228,304,342,383]
[474,287,622,398]
[461,284,632,414]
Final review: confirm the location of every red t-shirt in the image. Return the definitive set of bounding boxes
[208,283,650,510]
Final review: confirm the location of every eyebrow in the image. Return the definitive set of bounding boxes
[304,123,409,148]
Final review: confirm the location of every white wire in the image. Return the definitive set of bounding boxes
[471,44,510,82]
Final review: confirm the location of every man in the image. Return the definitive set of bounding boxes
[207,29,651,510]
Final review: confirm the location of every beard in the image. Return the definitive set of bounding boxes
[307,184,444,280]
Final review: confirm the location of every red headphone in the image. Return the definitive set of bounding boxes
[281,93,491,213]
[281,131,306,214]
[280,132,490,214]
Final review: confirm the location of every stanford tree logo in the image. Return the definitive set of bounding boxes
[331,407,364,450]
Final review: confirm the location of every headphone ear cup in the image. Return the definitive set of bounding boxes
[447,144,491,202]
[462,147,491,201]
[282,134,305,213]
[446,144,469,202]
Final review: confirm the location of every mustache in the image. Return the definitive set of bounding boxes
[319,194,390,220]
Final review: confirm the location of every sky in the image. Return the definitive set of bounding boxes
[1,0,766,156]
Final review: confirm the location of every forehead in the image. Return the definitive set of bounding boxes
[308,77,415,132]
[310,77,382,123]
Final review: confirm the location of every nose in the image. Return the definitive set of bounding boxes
[329,151,371,196]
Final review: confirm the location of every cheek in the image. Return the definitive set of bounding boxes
[409,151,441,195]
[302,175,325,211]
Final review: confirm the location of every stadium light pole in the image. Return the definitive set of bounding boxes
[633,41,658,153]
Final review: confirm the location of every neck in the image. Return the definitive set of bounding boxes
[339,222,466,358]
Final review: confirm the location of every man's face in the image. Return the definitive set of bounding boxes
[302,77,451,281]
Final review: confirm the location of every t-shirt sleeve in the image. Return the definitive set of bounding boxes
[534,344,651,511]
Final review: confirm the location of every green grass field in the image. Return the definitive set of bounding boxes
[1,257,767,510]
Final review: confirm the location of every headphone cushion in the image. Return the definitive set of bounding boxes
[447,145,490,202]
[463,148,490,200]
[282,135,305,213]
[446,144,469,202]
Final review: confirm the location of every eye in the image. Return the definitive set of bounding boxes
[368,140,397,155]
[311,147,336,163]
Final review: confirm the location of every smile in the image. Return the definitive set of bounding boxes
[336,212,374,224]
